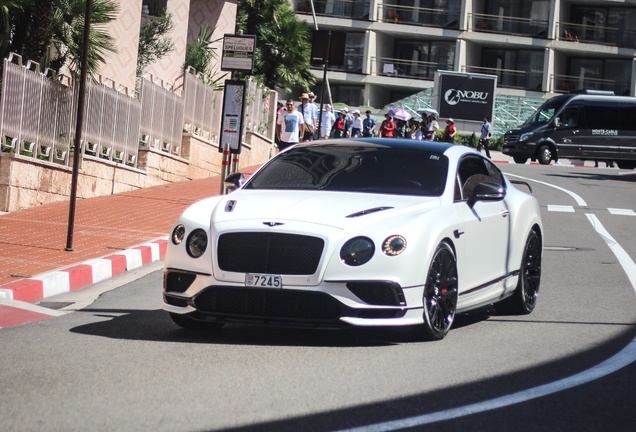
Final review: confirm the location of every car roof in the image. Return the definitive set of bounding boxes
[298,138,458,153]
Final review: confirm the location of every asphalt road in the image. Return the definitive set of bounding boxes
[1,163,635,432]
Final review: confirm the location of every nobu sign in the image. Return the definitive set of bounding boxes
[435,72,497,122]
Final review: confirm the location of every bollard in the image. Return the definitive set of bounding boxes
[220,143,231,194]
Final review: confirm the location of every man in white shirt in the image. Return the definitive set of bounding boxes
[298,93,318,142]
[276,99,305,151]
[479,116,492,158]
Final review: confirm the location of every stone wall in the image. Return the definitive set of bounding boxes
[0,133,273,213]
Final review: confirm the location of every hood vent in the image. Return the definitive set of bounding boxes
[346,206,394,218]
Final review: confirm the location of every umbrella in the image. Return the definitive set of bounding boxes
[387,107,412,121]
[416,107,439,118]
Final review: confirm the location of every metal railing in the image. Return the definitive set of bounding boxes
[371,56,441,81]
[138,77,182,158]
[182,68,221,142]
[557,22,636,48]
[377,3,460,29]
[462,65,543,91]
[551,74,631,96]
[293,0,371,20]
[469,12,548,38]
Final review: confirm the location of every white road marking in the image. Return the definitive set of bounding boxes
[547,205,575,212]
[608,208,636,216]
[335,179,636,432]
[506,173,588,207]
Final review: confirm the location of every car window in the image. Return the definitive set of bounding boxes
[245,145,449,197]
[455,156,503,201]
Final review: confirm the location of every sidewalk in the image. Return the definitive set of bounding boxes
[0,150,606,305]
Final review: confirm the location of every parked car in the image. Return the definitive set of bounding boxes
[162,139,543,340]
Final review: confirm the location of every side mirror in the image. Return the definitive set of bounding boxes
[467,181,506,208]
[224,172,246,193]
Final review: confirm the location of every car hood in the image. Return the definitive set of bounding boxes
[209,189,440,231]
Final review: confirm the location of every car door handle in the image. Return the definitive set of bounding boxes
[501,210,510,218]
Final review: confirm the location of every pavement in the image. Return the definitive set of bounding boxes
[0,150,616,327]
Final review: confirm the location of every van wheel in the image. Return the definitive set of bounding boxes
[513,156,528,164]
[537,145,552,165]
[616,161,636,170]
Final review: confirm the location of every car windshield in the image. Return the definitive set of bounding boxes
[245,144,449,197]
[523,95,569,126]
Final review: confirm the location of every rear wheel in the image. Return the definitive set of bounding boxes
[169,312,224,330]
[496,230,541,315]
[616,160,636,170]
[537,145,552,165]
[513,156,528,164]
[421,241,458,341]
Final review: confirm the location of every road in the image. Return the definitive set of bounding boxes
[1,163,635,432]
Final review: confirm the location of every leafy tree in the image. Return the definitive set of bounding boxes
[136,8,173,78]
[236,0,315,93]
[183,25,226,87]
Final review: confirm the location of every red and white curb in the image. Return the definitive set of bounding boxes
[0,238,168,304]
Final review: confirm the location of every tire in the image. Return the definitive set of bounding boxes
[616,160,636,170]
[537,145,552,165]
[513,156,528,164]
[169,312,224,330]
[495,230,541,315]
[421,241,458,341]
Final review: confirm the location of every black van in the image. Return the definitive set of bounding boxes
[502,90,636,170]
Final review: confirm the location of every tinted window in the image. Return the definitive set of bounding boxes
[584,105,620,129]
[246,145,449,197]
[619,106,636,131]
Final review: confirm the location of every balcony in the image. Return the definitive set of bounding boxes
[551,74,631,96]
[294,0,370,20]
[469,13,548,38]
[557,22,636,48]
[463,66,543,91]
[377,4,459,29]
[371,57,440,80]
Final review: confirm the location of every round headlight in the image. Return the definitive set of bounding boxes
[340,237,375,266]
[382,235,407,256]
[186,229,208,258]
[171,224,186,245]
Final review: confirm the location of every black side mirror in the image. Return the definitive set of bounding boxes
[467,181,506,208]
[224,172,246,193]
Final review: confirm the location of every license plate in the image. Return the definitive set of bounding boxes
[245,273,282,288]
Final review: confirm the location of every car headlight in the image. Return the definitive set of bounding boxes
[382,235,407,256]
[171,224,186,245]
[340,237,375,266]
[520,132,534,142]
[186,229,208,258]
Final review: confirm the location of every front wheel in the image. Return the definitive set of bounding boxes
[495,230,541,315]
[513,156,528,164]
[537,145,552,165]
[421,241,458,341]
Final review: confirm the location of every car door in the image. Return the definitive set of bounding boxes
[455,156,510,290]
[552,105,584,159]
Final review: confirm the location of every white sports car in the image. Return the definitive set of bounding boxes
[163,139,543,340]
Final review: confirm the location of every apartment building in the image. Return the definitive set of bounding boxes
[292,0,636,110]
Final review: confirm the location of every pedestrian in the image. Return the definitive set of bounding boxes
[426,115,439,141]
[351,109,363,137]
[362,110,376,137]
[308,92,319,138]
[332,110,348,138]
[478,116,492,158]
[379,112,396,137]
[298,92,317,142]
[442,118,456,143]
[408,119,423,140]
[342,107,353,137]
[275,100,285,147]
[276,98,305,151]
[320,104,336,140]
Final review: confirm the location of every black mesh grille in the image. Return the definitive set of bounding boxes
[194,286,343,322]
[217,233,324,275]
[164,295,189,307]
[164,271,196,293]
[347,282,404,306]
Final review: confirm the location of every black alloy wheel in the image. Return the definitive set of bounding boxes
[537,145,552,165]
[422,241,458,341]
[496,229,541,315]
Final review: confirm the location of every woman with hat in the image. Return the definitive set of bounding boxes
[332,109,347,138]
[320,104,336,140]
[379,112,396,138]
[442,118,456,143]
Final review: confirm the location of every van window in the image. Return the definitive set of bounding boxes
[559,107,580,128]
[583,105,620,129]
[619,106,636,131]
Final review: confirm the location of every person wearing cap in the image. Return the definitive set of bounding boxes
[362,110,376,137]
[442,118,456,143]
[350,109,363,138]
[298,92,318,142]
[379,112,396,138]
[341,107,353,137]
[426,114,439,141]
[320,104,336,140]
[276,98,305,151]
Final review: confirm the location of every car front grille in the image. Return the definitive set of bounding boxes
[164,271,196,293]
[217,232,324,275]
[504,134,519,144]
[346,282,405,306]
[194,286,343,323]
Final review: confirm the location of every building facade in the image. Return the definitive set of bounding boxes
[293,0,636,109]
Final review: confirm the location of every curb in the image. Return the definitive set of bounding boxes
[0,238,168,303]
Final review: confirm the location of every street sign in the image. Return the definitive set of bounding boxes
[434,71,497,122]
[221,34,256,73]
[219,81,247,154]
